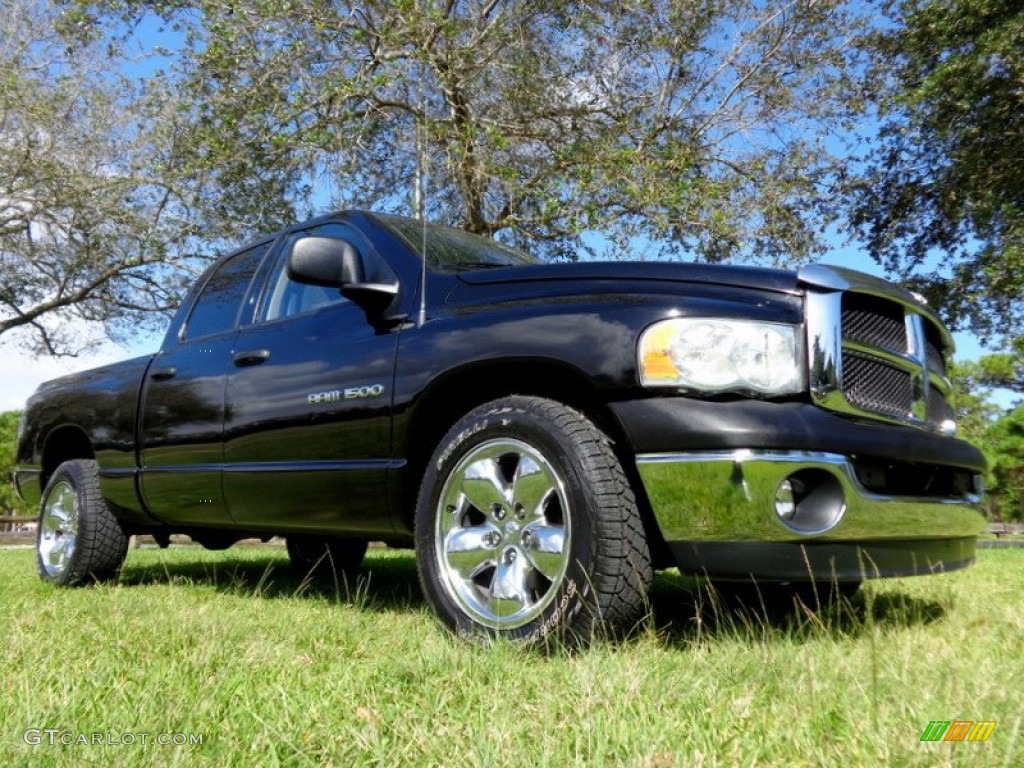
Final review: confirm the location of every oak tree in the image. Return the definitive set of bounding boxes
[76,0,861,263]
[849,0,1024,344]
[1,1,233,353]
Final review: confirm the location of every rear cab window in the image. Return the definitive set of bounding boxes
[181,242,273,341]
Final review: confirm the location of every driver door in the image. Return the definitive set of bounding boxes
[222,223,400,535]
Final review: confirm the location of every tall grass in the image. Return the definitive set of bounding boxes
[0,545,1021,767]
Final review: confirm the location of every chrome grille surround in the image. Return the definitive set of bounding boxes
[799,265,956,435]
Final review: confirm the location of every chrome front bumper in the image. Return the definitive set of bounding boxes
[636,450,987,580]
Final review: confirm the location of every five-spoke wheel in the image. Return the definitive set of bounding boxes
[416,396,651,645]
[435,438,571,628]
[38,479,80,579]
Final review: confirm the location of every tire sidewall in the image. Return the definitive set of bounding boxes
[37,459,126,586]
[416,399,603,645]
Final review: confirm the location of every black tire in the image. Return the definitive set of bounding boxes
[415,396,652,645]
[36,459,128,586]
[286,536,368,581]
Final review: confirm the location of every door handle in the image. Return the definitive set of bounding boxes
[232,349,271,367]
[149,366,178,381]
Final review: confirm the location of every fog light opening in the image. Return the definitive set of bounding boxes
[773,469,846,534]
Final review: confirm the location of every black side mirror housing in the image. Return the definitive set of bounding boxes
[287,236,362,287]
[285,235,401,317]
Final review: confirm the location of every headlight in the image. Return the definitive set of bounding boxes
[639,318,803,395]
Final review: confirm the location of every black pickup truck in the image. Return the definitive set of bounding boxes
[14,210,986,643]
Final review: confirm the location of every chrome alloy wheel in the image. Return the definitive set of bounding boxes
[434,438,571,629]
[38,480,80,578]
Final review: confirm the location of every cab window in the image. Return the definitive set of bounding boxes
[261,265,347,321]
[258,225,359,323]
[184,242,271,339]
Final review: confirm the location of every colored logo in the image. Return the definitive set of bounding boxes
[920,721,996,742]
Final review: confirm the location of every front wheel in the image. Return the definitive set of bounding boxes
[37,460,128,586]
[415,396,652,645]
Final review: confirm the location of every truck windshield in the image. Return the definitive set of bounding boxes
[380,216,540,271]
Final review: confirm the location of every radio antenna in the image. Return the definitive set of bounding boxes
[416,74,428,328]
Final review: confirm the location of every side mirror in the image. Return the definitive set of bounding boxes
[286,236,362,287]
[285,235,400,316]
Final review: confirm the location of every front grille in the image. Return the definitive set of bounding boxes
[842,352,913,418]
[842,294,906,354]
[802,265,956,433]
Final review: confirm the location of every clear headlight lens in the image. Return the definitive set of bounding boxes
[639,318,803,395]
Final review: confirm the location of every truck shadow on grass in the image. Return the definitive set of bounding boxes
[648,570,946,645]
[120,548,426,614]
[118,548,947,644]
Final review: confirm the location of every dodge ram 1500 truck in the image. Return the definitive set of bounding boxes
[14,210,987,644]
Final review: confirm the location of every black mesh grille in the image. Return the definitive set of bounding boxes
[813,284,954,431]
[842,352,913,418]
[842,294,907,353]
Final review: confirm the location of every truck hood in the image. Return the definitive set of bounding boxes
[455,260,801,295]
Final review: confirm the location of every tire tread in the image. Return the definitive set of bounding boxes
[38,459,128,586]
[415,395,652,644]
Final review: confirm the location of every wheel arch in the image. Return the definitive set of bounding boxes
[40,426,95,493]
[399,358,670,565]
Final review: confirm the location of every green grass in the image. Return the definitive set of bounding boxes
[1,545,1022,767]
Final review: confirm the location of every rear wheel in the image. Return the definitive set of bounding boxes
[286,536,367,580]
[37,460,128,586]
[415,396,652,645]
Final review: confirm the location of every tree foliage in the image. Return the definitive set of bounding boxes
[953,346,1024,521]
[985,406,1024,521]
[950,360,1001,445]
[6,0,1022,370]
[74,0,860,263]
[849,0,1024,344]
[0,0,243,354]
[970,336,1024,395]
[0,411,31,518]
